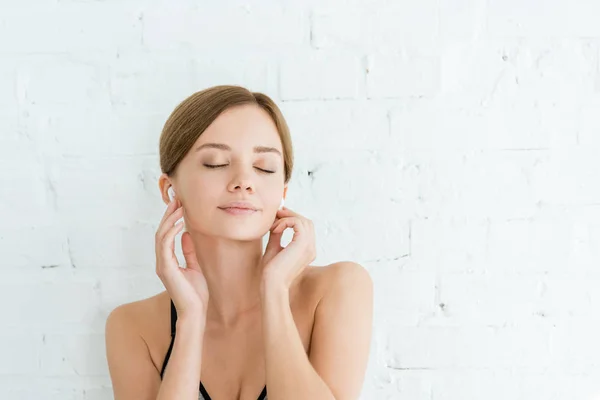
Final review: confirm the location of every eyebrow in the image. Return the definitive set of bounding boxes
[195,142,282,157]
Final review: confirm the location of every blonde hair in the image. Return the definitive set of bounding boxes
[159,85,294,183]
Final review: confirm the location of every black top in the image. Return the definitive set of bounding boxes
[160,299,268,400]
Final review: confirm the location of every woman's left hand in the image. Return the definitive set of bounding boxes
[261,206,316,291]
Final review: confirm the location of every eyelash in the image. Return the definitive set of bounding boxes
[203,164,275,174]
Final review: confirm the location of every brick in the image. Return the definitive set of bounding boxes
[0,4,142,53]
[386,325,554,370]
[311,4,438,53]
[366,53,440,99]
[15,56,111,106]
[366,260,437,327]
[279,100,389,159]
[279,52,362,100]
[142,3,306,50]
[487,0,600,37]
[0,334,41,374]
[40,333,107,376]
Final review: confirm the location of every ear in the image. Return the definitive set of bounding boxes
[158,174,173,205]
[283,185,288,200]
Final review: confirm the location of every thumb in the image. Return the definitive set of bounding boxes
[181,232,202,272]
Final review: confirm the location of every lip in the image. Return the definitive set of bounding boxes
[218,201,258,211]
[219,207,258,216]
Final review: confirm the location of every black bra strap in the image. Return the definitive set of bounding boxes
[160,335,174,379]
[170,299,177,336]
[160,299,177,380]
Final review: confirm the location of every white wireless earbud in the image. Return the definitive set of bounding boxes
[279,198,285,210]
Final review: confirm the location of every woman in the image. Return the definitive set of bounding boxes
[105,85,373,400]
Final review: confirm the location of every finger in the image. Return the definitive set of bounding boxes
[270,216,287,232]
[159,220,184,265]
[156,208,183,245]
[275,207,299,218]
[157,199,180,234]
[181,231,202,272]
[156,206,184,240]
[264,226,283,257]
[270,213,298,227]
[277,217,310,245]
[159,196,180,227]
[272,217,303,236]
[270,216,283,231]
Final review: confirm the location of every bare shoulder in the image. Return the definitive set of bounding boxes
[325,261,371,281]
[296,261,373,303]
[105,292,169,398]
[106,291,168,333]
[105,291,171,390]
[304,262,373,400]
[105,292,171,361]
[303,261,372,287]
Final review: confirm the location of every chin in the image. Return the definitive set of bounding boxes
[214,219,269,241]
[218,227,266,241]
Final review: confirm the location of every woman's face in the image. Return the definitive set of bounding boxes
[173,104,287,241]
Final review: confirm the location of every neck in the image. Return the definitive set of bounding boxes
[188,230,265,328]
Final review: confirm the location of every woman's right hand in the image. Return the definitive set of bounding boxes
[155,195,209,320]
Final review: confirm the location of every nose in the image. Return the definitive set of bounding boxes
[227,165,255,193]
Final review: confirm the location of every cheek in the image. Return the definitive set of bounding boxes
[182,184,218,216]
[263,187,284,209]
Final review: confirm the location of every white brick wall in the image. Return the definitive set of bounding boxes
[1,0,599,398]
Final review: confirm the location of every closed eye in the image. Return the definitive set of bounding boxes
[203,164,275,174]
